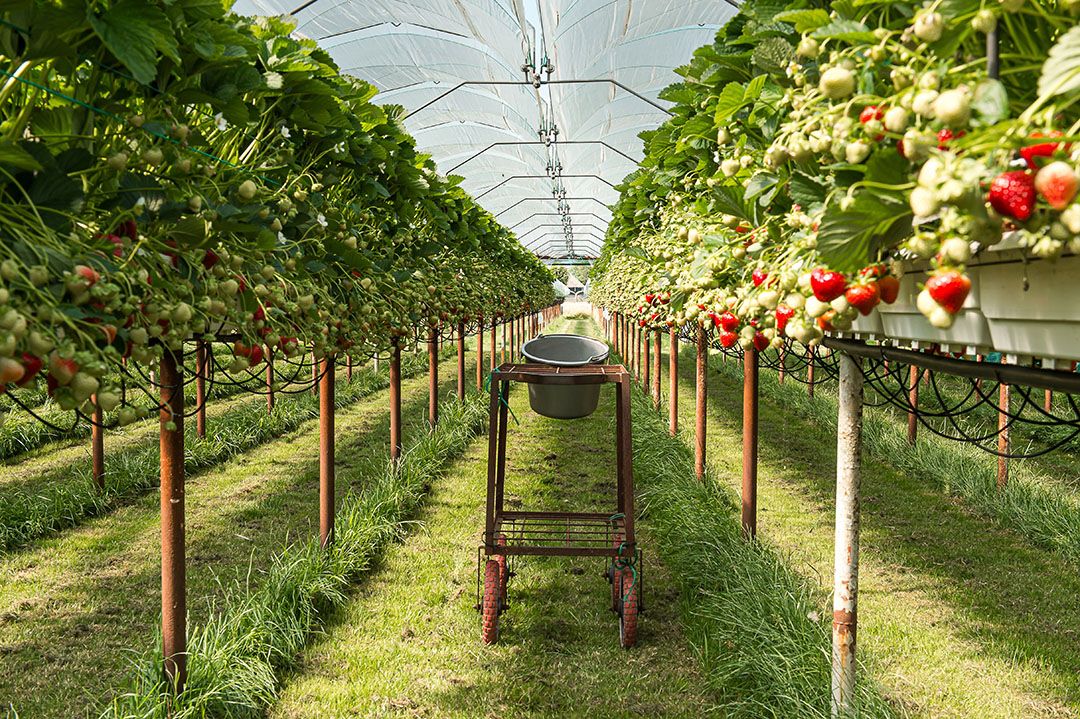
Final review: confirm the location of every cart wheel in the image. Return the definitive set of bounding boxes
[496,533,509,604]
[482,559,501,645]
[610,531,623,613]
[619,570,639,648]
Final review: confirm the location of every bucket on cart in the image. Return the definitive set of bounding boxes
[520,334,610,419]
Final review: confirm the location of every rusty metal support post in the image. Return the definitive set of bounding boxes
[457,320,466,401]
[1045,389,1052,413]
[477,315,485,391]
[742,347,759,538]
[669,326,678,436]
[502,320,507,364]
[643,331,651,391]
[778,345,786,384]
[652,329,662,410]
[510,315,516,362]
[159,349,186,692]
[832,351,864,719]
[490,320,497,371]
[266,351,275,413]
[346,355,353,382]
[319,356,335,548]
[312,345,318,395]
[195,339,207,438]
[998,380,1010,488]
[695,324,707,482]
[92,398,105,491]
[907,365,919,445]
[428,325,439,427]
[808,346,816,397]
[390,337,402,461]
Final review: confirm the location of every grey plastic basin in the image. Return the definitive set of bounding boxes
[521,334,611,419]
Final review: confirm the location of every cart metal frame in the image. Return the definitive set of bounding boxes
[477,363,641,645]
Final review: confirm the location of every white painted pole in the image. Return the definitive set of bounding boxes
[832,351,864,718]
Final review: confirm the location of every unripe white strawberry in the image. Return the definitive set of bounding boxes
[929,306,954,328]
[883,107,909,133]
[796,37,820,58]
[940,237,972,263]
[97,391,121,413]
[844,141,870,164]
[972,9,997,33]
[819,67,856,100]
[916,288,939,317]
[721,158,740,177]
[909,186,940,217]
[910,90,937,119]
[805,296,830,318]
[70,372,99,403]
[913,11,944,42]
[1060,204,1080,233]
[830,295,850,313]
[933,88,971,127]
[237,180,258,201]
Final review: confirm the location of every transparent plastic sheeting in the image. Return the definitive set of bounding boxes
[232,0,738,256]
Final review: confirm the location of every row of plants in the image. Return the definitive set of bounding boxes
[590,0,1080,349]
[99,395,487,718]
[0,0,555,431]
[0,348,438,552]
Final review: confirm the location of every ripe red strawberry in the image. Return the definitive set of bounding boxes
[75,265,100,286]
[16,353,42,387]
[1034,161,1079,210]
[752,269,768,287]
[718,311,740,332]
[116,219,138,240]
[810,268,846,302]
[1020,131,1068,170]
[988,170,1036,221]
[752,332,770,352]
[845,282,881,316]
[878,275,900,304]
[202,249,220,269]
[926,270,971,314]
[644,293,655,304]
[48,353,78,385]
[708,312,721,328]
[775,305,794,333]
[937,128,965,150]
[817,312,836,332]
[859,105,884,124]
[719,331,738,348]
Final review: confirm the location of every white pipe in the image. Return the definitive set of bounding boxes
[832,351,864,718]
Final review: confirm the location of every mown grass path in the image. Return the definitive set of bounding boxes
[0,350,466,718]
[657,340,1080,718]
[269,317,716,719]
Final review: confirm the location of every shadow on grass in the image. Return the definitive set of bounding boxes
[673,345,1080,710]
[0,365,466,718]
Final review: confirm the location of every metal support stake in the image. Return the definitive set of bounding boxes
[832,352,864,719]
[266,351,275,413]
[778,345,786,384]
[490,320,497,371]
[429,325,439,427]
[510,315,516,363]
[390,337,402,461]
[92,398,105,491]
[347,355,353,382]
[652,329,662,410]
[669,326,678,436]
[502,320,507,364]
[159,349,186,692]
[319,356,335,547]
[808,346,816,397]
[477,315,485,391]
[695,324,707,482]
[1045,389,1053,413]
[998,380,1010,488]
[643,332,651,391]
[907,365,919,445]
[742,347,759,538]
[195,339,207,438]
[457,320,466,401]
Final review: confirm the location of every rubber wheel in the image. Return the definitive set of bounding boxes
[619,570,639,648]
[610,531,623,613]
[481,559,501,645]
[496,534,508,605]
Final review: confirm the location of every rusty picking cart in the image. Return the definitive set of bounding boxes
[477,362,641,647]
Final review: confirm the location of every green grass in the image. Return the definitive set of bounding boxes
[658,339,1080,718]
[0,348,478,718]
[0,353,440,553]
[265,315,718,719]
[712,355,1080,567]
[100,397,489,718]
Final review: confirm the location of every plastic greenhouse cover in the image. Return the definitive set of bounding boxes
[231,0,739,257]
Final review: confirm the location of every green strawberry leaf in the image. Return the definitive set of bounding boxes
[88,0,180,86]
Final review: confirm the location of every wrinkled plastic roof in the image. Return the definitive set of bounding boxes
[232,1,738,258]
